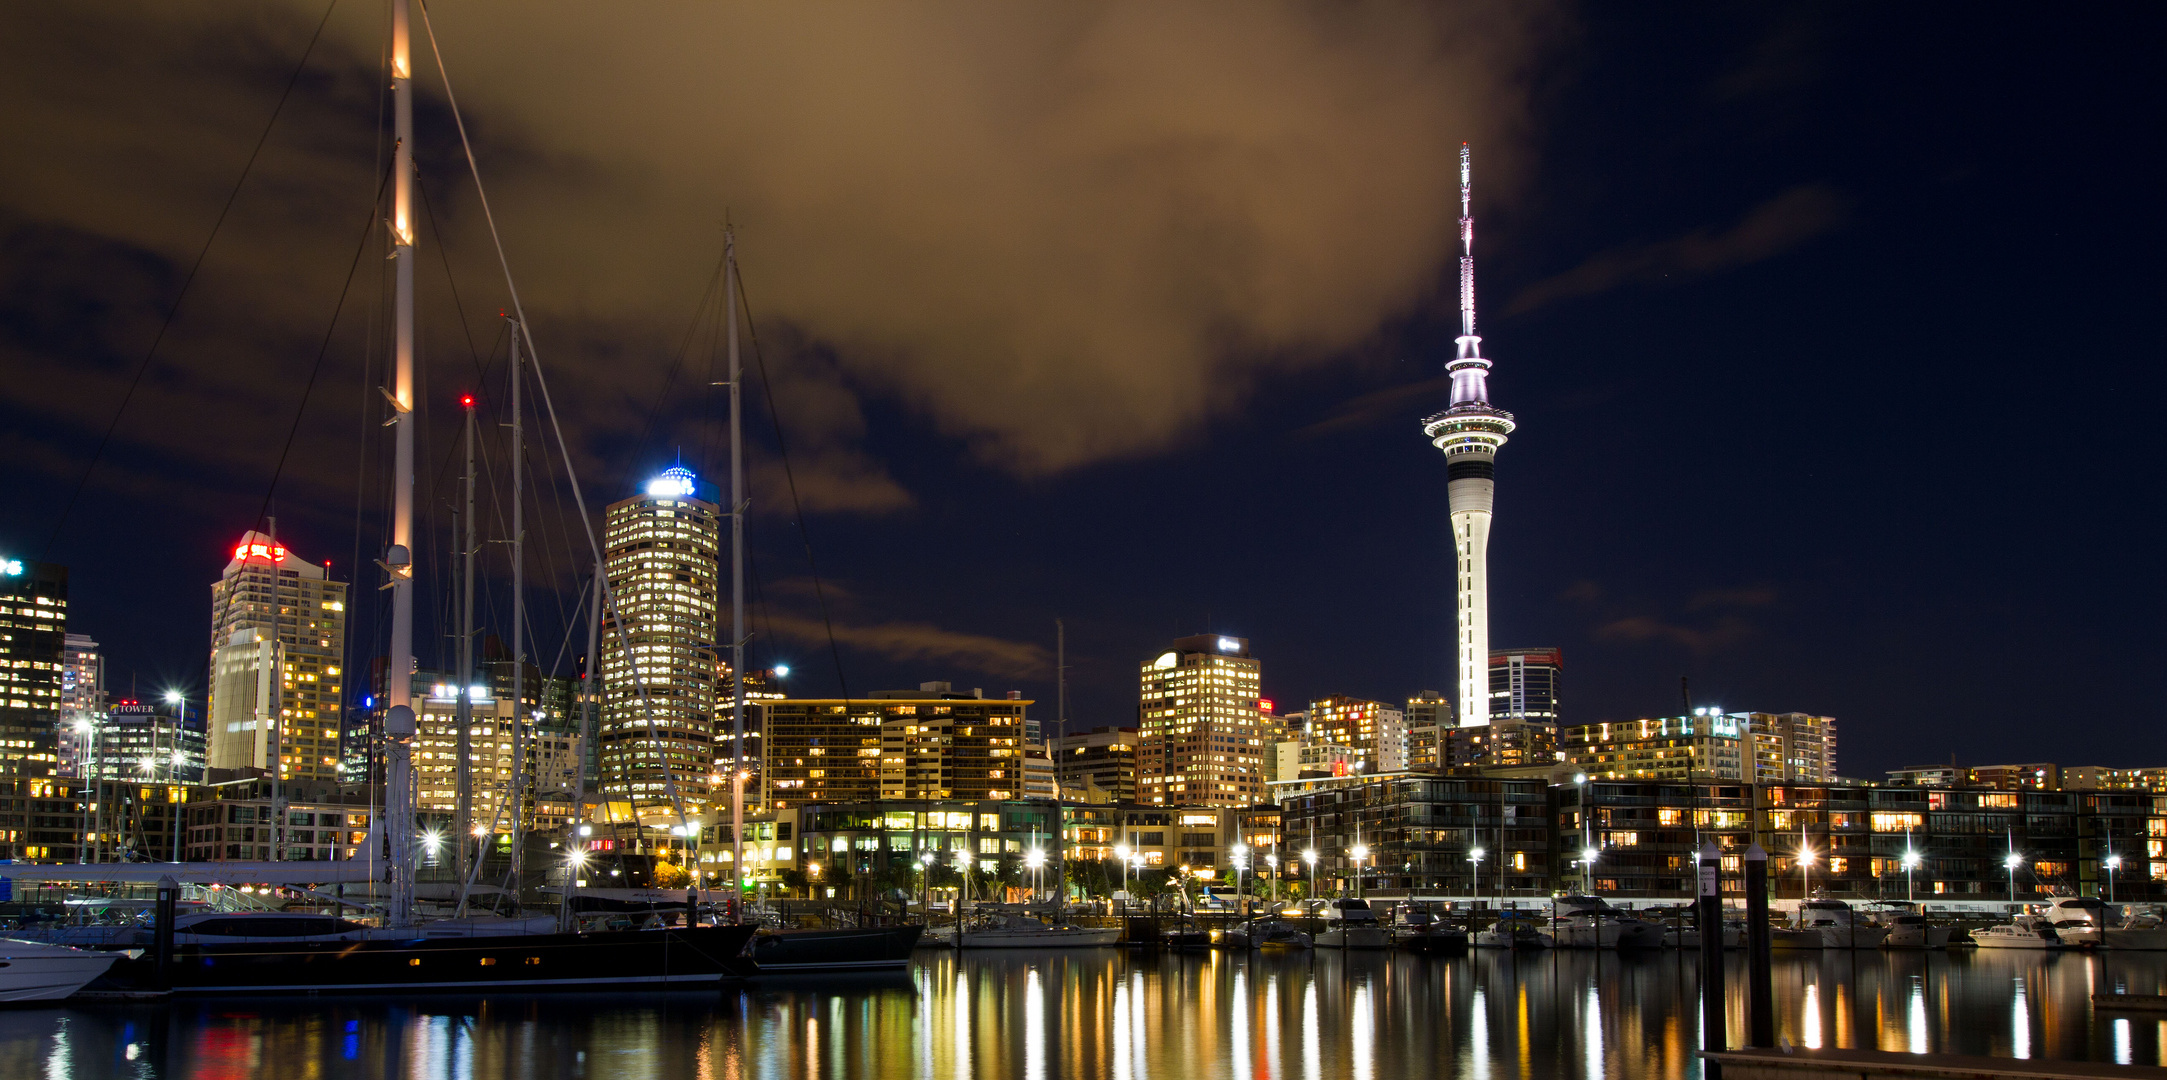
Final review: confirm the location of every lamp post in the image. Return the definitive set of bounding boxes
[1350,843,1370,899]
[1231,843,1249,915]
[2005,850,2023,903]
[1114,842,1131,901]
[1302,848,1318,900]
[1025,847,1047,903]
[1575,772,1592,893]
[1900,847,1920,905]
[1798,843,1815,901]
[2106,854,2122,905]
[1468,847,1486,904]
[1265,853,1280,905]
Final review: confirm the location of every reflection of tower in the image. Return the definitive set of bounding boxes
[1422,145,1515,728]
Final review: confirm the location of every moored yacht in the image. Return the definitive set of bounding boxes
[0,939,122,1003]
[957,913,1119,948]
[1314,899,1390,949]
[1549,895,1662,949]
[1473,913,1551,949]
[1786,899,1888,949]
[1859,904,1951,950]
[1972,914,2064,950]
[2042,896,2112,948]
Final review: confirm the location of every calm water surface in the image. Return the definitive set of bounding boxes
[8,949,2167,1078]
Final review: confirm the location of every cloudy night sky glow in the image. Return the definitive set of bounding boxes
[3,2,2162,777]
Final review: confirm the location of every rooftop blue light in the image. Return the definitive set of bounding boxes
[646,466,698,499]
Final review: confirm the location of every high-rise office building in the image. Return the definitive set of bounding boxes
[1306,695,1407,773]
[1054,725,1138,804]
[1136,635,1265,806]
[1488,648,1561,724]
[1421,146,1515,729]
[756,686,1031,809]
[599,466,722,820]
[54,633,104,776]
[205,532,348,783]
[98,698,206,784]
[0,557,68,782]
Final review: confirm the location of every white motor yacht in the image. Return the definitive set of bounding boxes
[2042,896,2112,948]
[0,939,122,1003]
[1550,895,1663,949]
[2105,906,2167,950]
[1789,899,1888,949]
[1972,915,2064,950]
[1314,899,1391,949]
[1473,914,1552,949]
[1247,919,1314,950]
[1860,902,1950,949]
[956,913,1119,948]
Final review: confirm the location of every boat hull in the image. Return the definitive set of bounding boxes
[746,925,923,973]
[957,928,1120,948]
[1315,927,1390,950]
[103,925,758,994]
[0,942,121,1002]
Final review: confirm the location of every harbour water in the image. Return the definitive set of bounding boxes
[6,948,2166,1079]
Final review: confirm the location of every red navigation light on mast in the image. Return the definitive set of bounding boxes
[459,394,475,408]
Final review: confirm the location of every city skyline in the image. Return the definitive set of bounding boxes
[2,6,2162,780]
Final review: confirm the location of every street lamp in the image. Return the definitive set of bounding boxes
[1231,843,1249,913]
[1468,847,1486,903]
[1025,847,1047,900]
[1265,853,1280,904]
[1575,773,1592,893]
[1580,845,1600,895]
[1302,848,1318,898]
[1900,848,1921,904]
[1350,843,1370,899]
[1114,842,1131,900]
[2004,850,2023,903]
[2106,854,2123,905]
[919,850,936,915]
[1798,844,1816,900]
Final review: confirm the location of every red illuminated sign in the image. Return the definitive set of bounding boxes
[234,540,288,563]
[1257,698,1274,713]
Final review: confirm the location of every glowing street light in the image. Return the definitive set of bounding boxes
[1900,847,1921,903]
[1350,843,1370,898]
[2005,850,2024,902]
[2106,854,2123,904]
[1468,846,1486,902]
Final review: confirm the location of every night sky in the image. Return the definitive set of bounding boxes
[3,4,2162,779]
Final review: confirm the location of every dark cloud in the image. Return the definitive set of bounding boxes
[0,0,1562,518]
[1594,614,1757,654]
[762,611,1048,680]
[1505,184,1847,314]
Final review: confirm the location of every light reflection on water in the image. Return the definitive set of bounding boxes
[3,949,2165,1079]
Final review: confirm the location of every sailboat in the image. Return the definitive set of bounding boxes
[58,0,759,994]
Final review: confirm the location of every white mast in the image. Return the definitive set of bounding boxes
[727,228,745,917]
[503,318,527,890]
[381,0,419,929]
[457,397,476,879]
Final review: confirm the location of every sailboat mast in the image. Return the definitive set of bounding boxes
[382,0,419,929]
[727,228,745,916]
[457,398,476,879]
[267,513,283,861]
[504,319,527,886]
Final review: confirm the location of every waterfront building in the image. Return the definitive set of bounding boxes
[205,533,348,783]
[1276,773,1553,896]
[181,775,374,861]
[1136,635,1265,806]
[1746,712,1838,782]
[1404,690,1450,771]
[1563,711,1838,784]
[1306,695,1407,773]
[1421,146,1515,730]
[1562,714,1749,781]
[1023,749,1056,800]
[599,466,722,821]
[1442,721,1557,769]
[1054,725,1137,803]
[1488,648,1560,723]
[756,686,1031,810]
[53,633,104,776]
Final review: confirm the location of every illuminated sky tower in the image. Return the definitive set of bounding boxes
[1422,145,1515,728]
